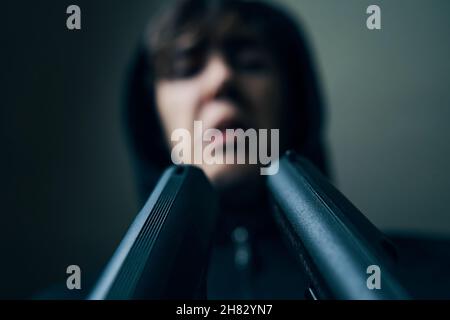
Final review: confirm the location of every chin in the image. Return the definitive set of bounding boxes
[199,163,258,190]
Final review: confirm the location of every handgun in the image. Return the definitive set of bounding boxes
[267,151,410,299]
[88,165,219,299]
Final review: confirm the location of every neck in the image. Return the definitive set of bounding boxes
[214,179,280,244]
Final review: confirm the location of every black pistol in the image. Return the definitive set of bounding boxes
[88,165,219,299]
[267,151,410,300]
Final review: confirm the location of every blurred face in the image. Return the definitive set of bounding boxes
[155,16,284,188]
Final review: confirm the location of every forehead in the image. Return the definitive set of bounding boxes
[170,12,267,52]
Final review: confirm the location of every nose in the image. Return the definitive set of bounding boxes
[202,54,233,99]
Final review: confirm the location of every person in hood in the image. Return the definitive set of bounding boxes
[125,0,329,299]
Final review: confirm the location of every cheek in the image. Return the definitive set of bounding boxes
[241,76,283,128]
[156,81,201,139]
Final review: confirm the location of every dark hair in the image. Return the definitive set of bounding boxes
[125,0,329,199]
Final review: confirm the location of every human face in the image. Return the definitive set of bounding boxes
[155,20,284,187]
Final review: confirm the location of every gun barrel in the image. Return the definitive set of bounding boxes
[267,151,410,300]
[88,165,219,300]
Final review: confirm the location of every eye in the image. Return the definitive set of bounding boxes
[232,49,270,73]
[169,42,209,79]
[171,53,204,78]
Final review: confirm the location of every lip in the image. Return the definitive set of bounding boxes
[199,100,250,144]
[214,117,248,132]
[205,114,249,146]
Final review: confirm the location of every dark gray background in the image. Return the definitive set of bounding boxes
[1,0,449,298]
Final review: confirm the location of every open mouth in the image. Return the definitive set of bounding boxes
[212,118,250,144]
[216,119,248,132]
